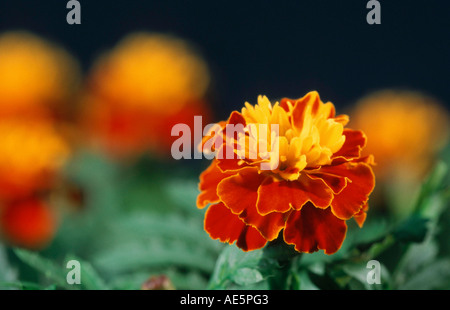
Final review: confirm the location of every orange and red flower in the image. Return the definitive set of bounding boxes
[0,31,77,249]
[0,120,69,249]
[197,91,375,254]
[80,32,211,159]
[350,90,449,181]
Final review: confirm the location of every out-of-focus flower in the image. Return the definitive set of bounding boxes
[0,31,77,249]
[350,90,449,181]
[0,198,57,250]
[0,31,81,119]
[197,91,375,254]
[81,32,211,158]
[0,120,70,200]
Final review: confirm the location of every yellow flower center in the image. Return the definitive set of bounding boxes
[238,94,346,181]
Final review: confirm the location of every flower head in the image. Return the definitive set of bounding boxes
[81,32,211,158]
[0,31,80,119]
[350,90,449,181]
[197,91,375,254]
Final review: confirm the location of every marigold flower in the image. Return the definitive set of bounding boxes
[197,91,375,254]
[0,198,57,249]
[0,120,70,200]
[350,90,449,181]
[81,32,211,158]
[0,31,80,119]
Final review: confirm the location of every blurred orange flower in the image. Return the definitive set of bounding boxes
[350,90,449,181]
[0,198,57,250]
[0,120,70,201]
[81,32,211,158]
[197,91,375,254]
[0,31,81,120]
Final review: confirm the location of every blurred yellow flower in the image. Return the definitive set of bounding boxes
[82,32,212,158]
[351,90,449,181]
[0,120,70,200]
[88,32,210,115]
[0,31,80,118]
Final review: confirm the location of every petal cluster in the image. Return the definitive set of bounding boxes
[197,91,375,254]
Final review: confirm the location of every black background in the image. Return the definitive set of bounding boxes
[0,0,449,119]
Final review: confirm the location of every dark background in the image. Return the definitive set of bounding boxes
[0,0,449,119]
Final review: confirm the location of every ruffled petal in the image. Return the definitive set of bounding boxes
[256,174,333,215]
[216,144,251,172]
[217,168,265,214]
[283,204,347,254]
[214,111,250,172]
[204,202,267,251]
[332,129,367,164]
[320,162,375,220]
[200,120,226,154]
[291,92,321,131]
[353,203,369,228]
[334,114,349,126]
[197,160,233,209]
[307,171,348,194]
[217,169,288,241]
[239,204,290,241]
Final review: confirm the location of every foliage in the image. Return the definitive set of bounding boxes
[0,145,449,290]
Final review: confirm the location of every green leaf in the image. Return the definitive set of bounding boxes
[0,281,47,290]
[297,271,319,290]
[65,256,108,290]
[13,248,72,289]
[92,239,216,276]
[306,268,341,290]
[164,179,202,216]
[399,259,450,290]
[101,212,221,254]
[397,240,438,276]
[414,161,449,216]
[0,245,17,283]
[341,262,390,290]
[232,268,264,286]
[208,245,279,289]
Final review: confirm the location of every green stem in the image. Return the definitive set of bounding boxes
[263,238,301,290]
